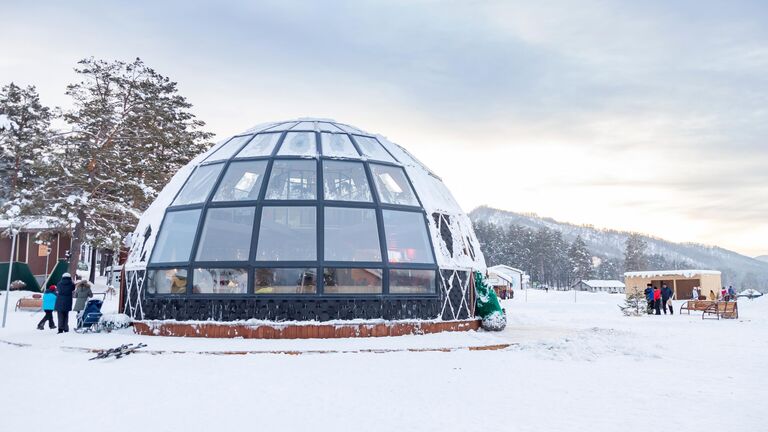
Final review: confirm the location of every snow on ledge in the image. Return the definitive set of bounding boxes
[624,269,721,278]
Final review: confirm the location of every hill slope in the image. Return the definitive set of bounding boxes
[470,206,768,289]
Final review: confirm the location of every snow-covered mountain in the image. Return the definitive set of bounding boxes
[756,255,768,264]
[470,206,768,289]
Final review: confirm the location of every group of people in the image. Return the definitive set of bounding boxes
[691,285,736,301]
[36,272,93,333]
[643,284,675,315]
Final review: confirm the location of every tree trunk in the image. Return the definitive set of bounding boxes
[68,210,87,276]
[89,247,97,283]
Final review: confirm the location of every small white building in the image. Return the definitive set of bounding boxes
[571,279,625,294]
[487,265,529,299]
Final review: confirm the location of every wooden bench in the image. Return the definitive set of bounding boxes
[702,301,738,320]
[15,296,43,311]
[680,300,715,315]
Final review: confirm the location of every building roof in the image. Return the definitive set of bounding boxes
[0,217,67,232]
[624,269,721,278]
[576,280,625,288]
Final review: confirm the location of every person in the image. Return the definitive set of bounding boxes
[170,270,188,294]
[727,286,736,301]
[661,284,673,315]
[720,287,727,301]
[37,285,57,330]
[691,286,699,301]
[709,289,716,301]
[54,273,75,333]
[653,286,662,315]
[644,284,654,314]
[73,280,93,313]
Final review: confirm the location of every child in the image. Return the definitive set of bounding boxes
[37,285,57,330]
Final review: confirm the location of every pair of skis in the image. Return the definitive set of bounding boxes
[89,343,147,360]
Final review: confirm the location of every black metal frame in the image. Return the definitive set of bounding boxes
[144,125,440,304]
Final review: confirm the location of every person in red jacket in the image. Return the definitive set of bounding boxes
[653,286,662,315]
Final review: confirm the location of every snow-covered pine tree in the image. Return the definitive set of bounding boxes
[619,289,646,316]
[0,83,52,219]
[624,233,648,272]
[568,235,593,283]
[42,58,212,274]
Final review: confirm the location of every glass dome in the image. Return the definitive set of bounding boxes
[144,120,439,298]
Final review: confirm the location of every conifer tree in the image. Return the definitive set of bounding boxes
[624,233,648,272]
[568,235,593,282]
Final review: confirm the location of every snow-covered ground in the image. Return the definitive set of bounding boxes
[1,280,766,431]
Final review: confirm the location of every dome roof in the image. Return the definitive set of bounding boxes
[125,119,485,291]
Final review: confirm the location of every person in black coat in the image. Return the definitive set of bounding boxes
[54,273,75,333]
[661,284,674,315]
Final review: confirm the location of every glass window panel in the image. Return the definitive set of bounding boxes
[212,160,267,202]
[318,122,345,132]
[277,132,317,157]
[265,160,317,200]
[382,210,434,264]
[263,121,297,132]
[370,164,419,206]
[324,208,381,262]
[323,161,372,202]
[323,268,382,294]
[150,210,201,263]
[147,268,188,294]
[291,121,316,131]
[205,135,252,162]
[195,207,255,261]
[235,133,280,158]
[256,207,316,261]
[336,123,364,134]
[254,268,317,294]
[193,268,248,294]
[354,136,395,162]
[321,133,359,158]
[173,164,224,206]
[389,269,436,294]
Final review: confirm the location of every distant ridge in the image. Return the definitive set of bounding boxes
[470,206,768,289]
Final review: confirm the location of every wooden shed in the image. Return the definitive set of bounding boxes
[624,270,722,300]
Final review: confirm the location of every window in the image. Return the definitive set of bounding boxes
[323,268,382,294]
[321,133,359,158]
[173,164,224,206]
[353,136,395,162]
[370,164,418,206]
[318,122,345,132]
[193,268,248,294]
[382,210,434,263]
[324,208,381,262]
[150,210,201,263]
[205,135,253,162]
[236,133,280,158]
[389,269,435,294]
[265,160,317,200]
[195,207,255,261]
[212,160,267,201]
[291,121,316,131]
[254,268,317,294]
[256,207,316,261]
[277,132,317,157]
[147,268,188,294]
[323,161,372,202]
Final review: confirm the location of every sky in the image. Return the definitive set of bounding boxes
[1,0,766,257]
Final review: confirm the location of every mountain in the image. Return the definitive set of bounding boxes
[756,256,768,263]
[470,206,768,289]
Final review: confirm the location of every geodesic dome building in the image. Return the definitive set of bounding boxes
[123,119,485,322]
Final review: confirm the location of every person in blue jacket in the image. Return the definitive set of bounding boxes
[54,273,75,333]
[644,284,654,314]
[37,285,58,330]
[661,284,674,314]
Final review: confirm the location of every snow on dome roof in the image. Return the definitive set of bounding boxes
[624,269,721,278]
[125,119,485,272]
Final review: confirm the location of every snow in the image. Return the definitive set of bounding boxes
[579,279,625,288]
[624,269,722,278]
[0,113,17,129]
[2,280,767,431]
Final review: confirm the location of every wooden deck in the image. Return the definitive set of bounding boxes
[133,319,482,339]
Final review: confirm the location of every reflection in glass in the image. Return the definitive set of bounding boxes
[382,210,434,264]
[205,135,252,161]
[321,133,358,158]
[389,269,436,294]
[353,136,395,162]
[255,207,316,261]
[324,208,381,262]
[193,268,248,294]
[195,207,255,261]
[254,268,317,294]
[150,210,201,263]
[323,268,382,294]
[147,268,188,294]
[172,164,224,206]
[212,160,267,201]
[265,160,317,200]
[323,161,371,202]
[236,133,280,158]
[370,164,419,206]
[277,132,317,156]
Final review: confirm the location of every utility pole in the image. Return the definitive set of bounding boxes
[2,228,19,328]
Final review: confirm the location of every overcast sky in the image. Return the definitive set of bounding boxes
[2,0,766,257]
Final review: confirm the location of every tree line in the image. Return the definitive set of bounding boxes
[0,58,212,276]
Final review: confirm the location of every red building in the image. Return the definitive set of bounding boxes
[0,219,71,285]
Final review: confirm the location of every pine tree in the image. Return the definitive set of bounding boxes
[619,289,646,316]
[624,233,648,272]
[42,58,212,274]
[568,235,593,283]
[0,83,52,218]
